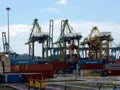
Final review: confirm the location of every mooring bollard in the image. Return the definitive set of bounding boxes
[34,79,39,89]
[40,80,45,90]
[28,77,34,89]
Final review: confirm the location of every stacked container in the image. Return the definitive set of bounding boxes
[0,61,3,74]
[11,64,54,78]
[2,73,24,83]
[3,60,11,72]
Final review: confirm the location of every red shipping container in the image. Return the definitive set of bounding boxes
[50,61,68,70]
[104,70,120,76]
[115,60,120,64]
[20,65,28,72]
[11,65,21,72]
[11,64,54,78]
[80,64,104,70]
[20,64,53,73]
[22,73,45,82]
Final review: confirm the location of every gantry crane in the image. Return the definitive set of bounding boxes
[26,19,49,59]
[2,32,9,54]
[81,27,113,60]
[99,31,113,60]
[54,20,82,62]
[2,32,17,59]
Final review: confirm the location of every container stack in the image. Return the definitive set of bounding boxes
[0,61,3,74]
[2,73,24,83]
[104,63,120,76]
[11,64,54,78]
[3,60,11,73]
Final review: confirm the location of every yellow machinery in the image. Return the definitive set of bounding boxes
[81,27,113,60]
[62,44,79,62]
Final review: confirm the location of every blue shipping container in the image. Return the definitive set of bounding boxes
[11,59,35,65]
[2,73,24,83]
[79,60,103,64]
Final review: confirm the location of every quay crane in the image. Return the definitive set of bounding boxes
[80,27,113,60]
[2,32,9,54]
[26,19,49,59]
[2,32,17,60]
[54,20,82,62]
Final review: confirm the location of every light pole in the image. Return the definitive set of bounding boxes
[6,7,10,53]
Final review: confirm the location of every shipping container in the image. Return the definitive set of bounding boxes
[0,66,3,73]
[3,60,11,65]
[11,64,53,73]
[11,64,54,78]
[50,61,68,71]
[23,64,54,78]
[80,64,104,70]
[4,65,11,72]
[104,60,115,64]
[0,74,2,83]
[104,70,120,76]
[0,61,2,66]
[2,73,24,83]
[11,65,21,72]
[11,59,35,65]
[115,60,120,64]
[105,64,120,70]
[79,60,103,64]
[21,64,53,72]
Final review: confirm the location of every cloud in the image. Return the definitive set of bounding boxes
[41,19,61,42]
[38,7,59,13]
[0,20,120,55]
[0,24,31,54]
[46,7,59,12]
[0,24,31,38]
[58,0,67,5]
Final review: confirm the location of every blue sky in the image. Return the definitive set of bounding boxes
[1,0,120,24]
[0,0,120,55]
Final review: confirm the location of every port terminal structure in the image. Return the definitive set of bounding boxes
[1,18,120,76]
[80,26,113,60]
[2,18,120,62]
[24,19,120,76]
[25,19,82,62]
[24,19,120,62]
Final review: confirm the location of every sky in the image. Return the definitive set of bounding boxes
[0,0,120,56]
